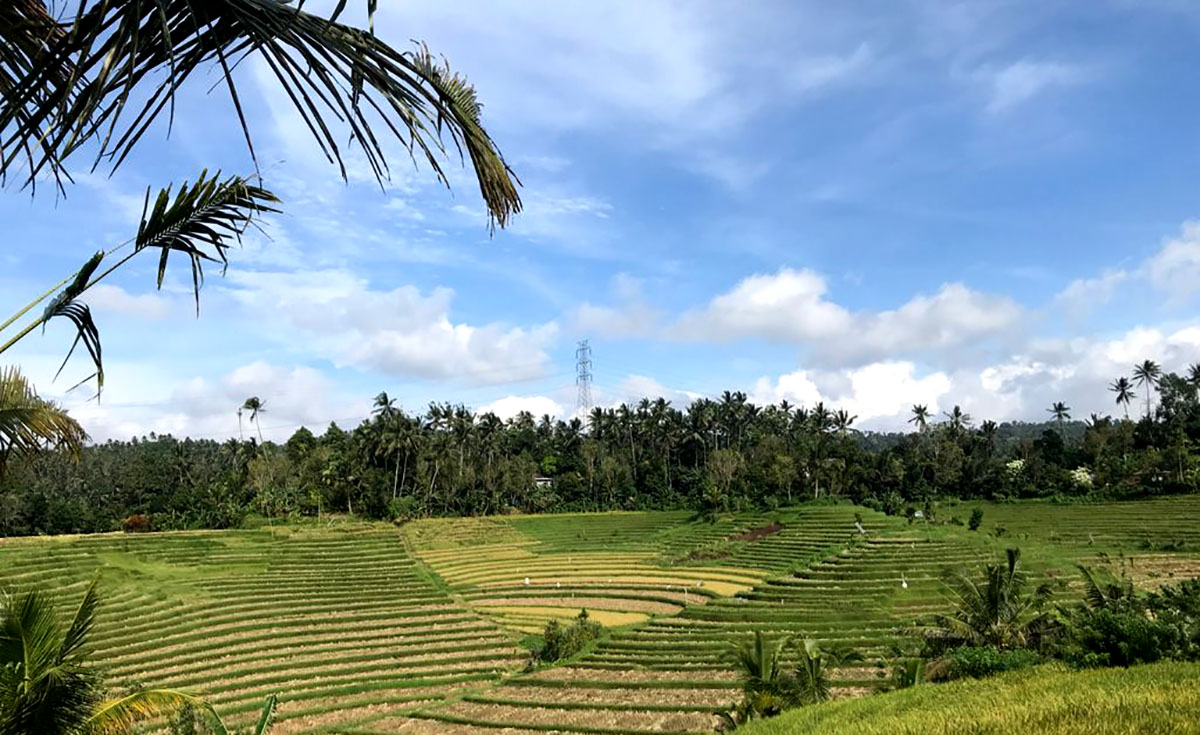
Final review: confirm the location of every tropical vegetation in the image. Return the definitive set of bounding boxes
[4,361,1200,535]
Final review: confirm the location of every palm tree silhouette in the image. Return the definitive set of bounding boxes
[242,396,266,447]
[908,405,930,432]
[1110,377,1135,420]
[944,405,971,433]
[1132,360,1161,419]
[1048,401,1070,437]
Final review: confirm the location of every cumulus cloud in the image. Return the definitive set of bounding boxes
[1054,270,1128,318]
[1145,221,1200,303]
[673,268,1021,366]
[752,361,952,429]
[62,361,369,442]
[748,323,1200,432]
[572,274,662,338]
[87,285,171,320]
[477,395,564,420]
[609,375,703,409]
[226,270,558,384]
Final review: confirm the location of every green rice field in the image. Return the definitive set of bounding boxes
[2,495,1199,734]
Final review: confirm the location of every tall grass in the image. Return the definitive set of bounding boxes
[738,662,1200,735]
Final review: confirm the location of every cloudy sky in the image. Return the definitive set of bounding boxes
[5,0,1200,441]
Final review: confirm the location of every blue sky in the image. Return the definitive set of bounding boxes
[6,0,1200,440]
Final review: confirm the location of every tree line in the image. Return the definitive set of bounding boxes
[2,360,1198,536]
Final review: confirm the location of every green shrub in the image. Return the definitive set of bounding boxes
[1057,574,1200,668]
[1059,609,1178,668]
[387,496,419,523]
[950,646,1040,678]
[968,508,983,531]
[534,609,603,664]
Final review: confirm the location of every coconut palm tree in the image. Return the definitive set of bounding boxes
[908,405,930,432]
[1048,401,1070,437]
[790,638,858,705]
[1132,360,1162,419]
[0,580,280,735]
[1110,377,1135,420]
[944,405,971,433]
[0,366,87,475]
[913,548,1051,652]
[242,397,266,448]
[833,409,857,437]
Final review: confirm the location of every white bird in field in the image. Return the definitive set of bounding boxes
[900,573,908,589]
[524,577,530,586]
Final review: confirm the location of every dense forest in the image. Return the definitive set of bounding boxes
[1,360,1197,536]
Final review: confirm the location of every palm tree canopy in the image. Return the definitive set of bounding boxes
[914,547,1050,652]
[1,581,278,735]
[1110,377,1134,404]
[0,0,520,228]
[1132,360,1162,386]
[0,366,87,474]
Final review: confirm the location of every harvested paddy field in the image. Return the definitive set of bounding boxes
[2,495,1198,734]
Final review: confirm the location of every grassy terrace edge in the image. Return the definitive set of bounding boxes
[737,661,1200,735]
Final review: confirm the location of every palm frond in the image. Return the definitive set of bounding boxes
[85,689,206,735]
[134,170,280,313]
[252,694,278,735]
[0,366,88,470]
[6,171,278,395]
[58,578,99,664]
[0,1,520,228]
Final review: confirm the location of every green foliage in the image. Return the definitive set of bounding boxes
[723,632,858,729]
[532,610,603,664]
[1055,572,1200,668]
[732,662,1200,735]
[915,548,1053,653]
[949,646,1040,679]
[8,361,1200,533]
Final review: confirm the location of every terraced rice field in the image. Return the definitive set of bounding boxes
[2,495,1198,735]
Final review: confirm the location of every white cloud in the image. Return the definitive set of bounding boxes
[673,268,1020,366]
[1054,269,1128,318]
[983,59,1088,113]
[753,361,952,429]
[478,395,564,420]
[58,361,368,442]
[609,375,703,409]
[1145,221,1200,303]
[572,274,661,338]
[226,269,558,384]
[87,285,171,320]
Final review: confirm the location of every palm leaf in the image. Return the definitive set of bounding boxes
[58,578,99,664]
[0,1,520,228]
[85,689,207,735]
[134,170,280,313]
[9,171,278,395]
[0,365,88,471]
[252,694,278,735]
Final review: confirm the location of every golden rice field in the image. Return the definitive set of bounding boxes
[2,495,1199,735]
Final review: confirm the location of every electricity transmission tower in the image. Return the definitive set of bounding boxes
[575,339,593,422]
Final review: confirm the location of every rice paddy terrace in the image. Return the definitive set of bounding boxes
[2,495,1198,735]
